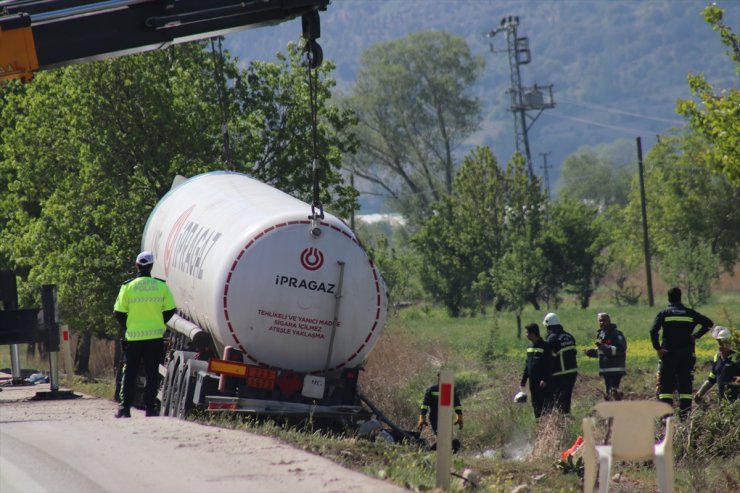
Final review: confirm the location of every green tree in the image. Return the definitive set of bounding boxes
[493,153,549,312]
[0,41,358,372]
[345,31,484,226]
[542,198,610,309]
[230,42,358,216]
[617,132,739,274]
[489,237,546,338]
[675,4,739,186]
[556,150,633,208]
[659,236,720,307]
[413,146,504,316]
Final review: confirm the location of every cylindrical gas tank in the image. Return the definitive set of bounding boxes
[142,171,387,373]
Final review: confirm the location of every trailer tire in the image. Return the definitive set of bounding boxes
[161,358,179,416]
[175,362,196,419]
[167,363,185,417]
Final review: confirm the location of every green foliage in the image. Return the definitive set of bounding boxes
[611,265,643,306]
[485,154,549,320]
[617,132,740,273]
[345,31,484,227]
[554,455,584,478]
[0,41,359,349]
[357,221,426,310]
[543,198,611,309]
[413,146,505,316]
[232,42,359,216]
[556,149,633,208]
[658,236,720,307]
[674,401,740,461]
[414,147,613,316]
[675,5,740,187]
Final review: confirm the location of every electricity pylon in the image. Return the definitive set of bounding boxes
[488,16,555,177]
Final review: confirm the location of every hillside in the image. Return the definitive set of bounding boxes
[224,0,738,211]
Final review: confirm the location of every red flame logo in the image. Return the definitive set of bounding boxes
[300,247,324,271]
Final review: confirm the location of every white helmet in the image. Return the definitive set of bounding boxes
[712,326,731,340]
[514,391,527,403]
[543,312,560,327]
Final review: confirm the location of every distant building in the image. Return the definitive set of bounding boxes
[356,213,407,226]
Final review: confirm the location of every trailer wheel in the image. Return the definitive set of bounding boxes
[167,362,185,417]
[160,358,179,416]
[174,362,196,419]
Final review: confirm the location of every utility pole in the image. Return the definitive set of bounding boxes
[636,137,654,307]
[488,16,555,177]
[539,151,551,197]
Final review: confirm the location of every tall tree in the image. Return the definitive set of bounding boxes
[541,198,610,309]
[0,41,358,372]
[413,146,504,316]
[617,132,739,275]
[556,150,633,208]
[659,236,720,307]
[345,31,484,226]
[494,153,549,312]
[230,42,358,215]
[675,4,739,186]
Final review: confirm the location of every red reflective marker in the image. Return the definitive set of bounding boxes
[440,382,452,406]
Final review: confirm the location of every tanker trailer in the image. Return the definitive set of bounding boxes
[141,171,387,421]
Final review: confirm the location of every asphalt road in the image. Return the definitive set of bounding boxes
[0,383,406,493]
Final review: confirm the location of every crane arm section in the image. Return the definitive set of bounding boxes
[0,0,329,82]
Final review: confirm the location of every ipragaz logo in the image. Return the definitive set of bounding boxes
[300,247,324,271]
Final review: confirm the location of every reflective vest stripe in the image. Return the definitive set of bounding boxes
[665,316,693,323]
[527,348,544,353]
[554,346,576,375]
[553,368,578,376]
[554,346,577,355]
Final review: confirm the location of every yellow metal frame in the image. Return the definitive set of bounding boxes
[0,26,39,82]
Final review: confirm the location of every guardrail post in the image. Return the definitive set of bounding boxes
[436,369,454,491]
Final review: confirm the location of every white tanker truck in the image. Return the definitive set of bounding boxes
[141,171,387,422]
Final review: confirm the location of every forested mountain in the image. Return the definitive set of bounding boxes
[225,0,738,211]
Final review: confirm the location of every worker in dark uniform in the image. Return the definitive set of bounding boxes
[544,313,578,415]
[418,372,463,434]
[650,286,713,418]
[113,251,176,418]
[584,312,627,400]
[520,323,552,419]
[694,326,739,403]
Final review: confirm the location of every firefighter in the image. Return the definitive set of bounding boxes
[584,312,627,400]
[520,323,552,419]
[650,286,713,419]
[417,371,463,434]
[694,326,739,403]
[113,251,176,418]
[544,313,578,415]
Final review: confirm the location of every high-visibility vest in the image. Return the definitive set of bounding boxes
[114,276,175,341]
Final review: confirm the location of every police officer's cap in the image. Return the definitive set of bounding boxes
[136,251,154,266]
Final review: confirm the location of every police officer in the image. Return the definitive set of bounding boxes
[650,286,713,418]
[584,312,627,400]
[544,312,578,415]
[113,251,176,418]
[520,323,552,419]
[694,326,739,403]
[418,371,463,434]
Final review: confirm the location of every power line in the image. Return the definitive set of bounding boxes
[559,97,684,125]
[548,111,647,136]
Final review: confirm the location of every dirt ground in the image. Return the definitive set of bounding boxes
[0,383,407,493]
